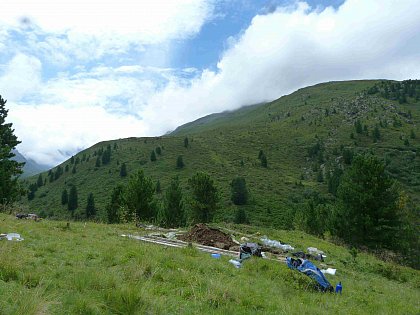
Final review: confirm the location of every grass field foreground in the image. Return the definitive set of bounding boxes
[0,213,419,314]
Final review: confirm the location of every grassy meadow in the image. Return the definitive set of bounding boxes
[1,213,419,314]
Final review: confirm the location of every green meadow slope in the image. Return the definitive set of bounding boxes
[0,214,419,314]
[21,80,420,226]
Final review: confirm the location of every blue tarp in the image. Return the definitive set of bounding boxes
[286,257,332,291]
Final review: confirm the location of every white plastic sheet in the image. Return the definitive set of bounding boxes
[229,259,242,268]
[261,236,294,251]
[0,233,24,241]
[307,247,324,254]
[321,268,337,275]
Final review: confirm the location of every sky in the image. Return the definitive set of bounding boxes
[1,0,419,166]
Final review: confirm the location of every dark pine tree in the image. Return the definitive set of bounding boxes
[68,185,78,212]
[61,189,68,205]
[54,166,63,180]
[102,145,111,165]
[86,193,96,218]
[188,172,219,223]
[0,95,24,205]
[354,119,363,134]
[124,170,156,221]
[184,137,189,148]
[150,150,157,162]
[332,154,402,248]
[176,155,184,169]
[106,185,124,223]
[373,126,381,143]
[260,153,268,168]
[27,183,37,201]
[120,162,127,177]
[158,176,184,228]
[230,177,249,205]
[37,174,43,187]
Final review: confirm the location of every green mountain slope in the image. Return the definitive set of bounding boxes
[21,80,420,226]
[12,150,49,178]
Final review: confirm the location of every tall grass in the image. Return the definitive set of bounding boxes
[0,213,419,314]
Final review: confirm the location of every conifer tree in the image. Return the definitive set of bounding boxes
[0,95,24,205]
[124,170,156,221]
[106,185,124,223]
[37,174,43,187]
[184,137,189,148]
[158,176,184,227]
[95,157,101,167]
[354,119,363,134]
[373,126,381,142]
[61,189,68,205]
[176,155,184,169]
[54,166,63,180]
[230,177,249,205]
[332,154,401,248]
[327,166,343,196]
[150,150,157,162]
[68,185,78,212]
[27,183,37,201]
[260,153,268,168]
[120,162,127,177]
[101,145,111,165]
[188,172,219,223]
[86,193,96,218]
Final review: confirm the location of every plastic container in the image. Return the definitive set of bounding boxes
[211,253,221,259]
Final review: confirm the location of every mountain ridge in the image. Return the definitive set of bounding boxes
[20,79,419,229]
[12,150,50,178]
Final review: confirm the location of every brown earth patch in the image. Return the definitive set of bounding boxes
[178,224,237,250]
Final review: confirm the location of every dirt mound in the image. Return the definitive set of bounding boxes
[178,224,236,250]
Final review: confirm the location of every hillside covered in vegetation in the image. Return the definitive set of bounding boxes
[19,80,419,266]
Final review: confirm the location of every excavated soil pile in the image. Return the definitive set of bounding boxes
[178,224,237,250]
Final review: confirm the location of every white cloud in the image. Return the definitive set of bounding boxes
[3,0,211,40]
[138,0,420,134]
[3,0,420,166]
[0,0,214,61]
[0,53,42,101]
[9,103,146,165]
[6,68,161,165]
